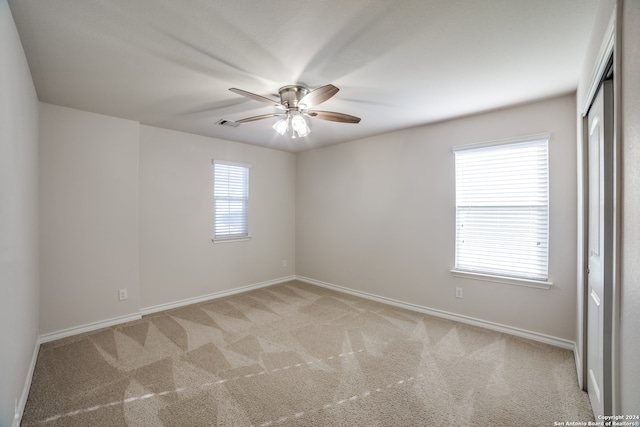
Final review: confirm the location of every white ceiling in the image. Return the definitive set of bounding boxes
[9,0,598,152]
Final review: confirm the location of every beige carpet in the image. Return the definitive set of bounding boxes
[22,280,594,426]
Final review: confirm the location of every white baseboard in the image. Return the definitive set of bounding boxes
[40,313,143,344]
[14,335,41,427]
[296,275,576,351]
[39,276,297,344]
[140,275,296,316]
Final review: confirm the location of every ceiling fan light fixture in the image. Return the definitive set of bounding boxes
[291,113,310,137]
[229,84,360,139]
[273,117,289,135]
[296,127,310,138]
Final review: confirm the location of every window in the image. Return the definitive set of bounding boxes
[453,136,549,283]
[213,160,250,241]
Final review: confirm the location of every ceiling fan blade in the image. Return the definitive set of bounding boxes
[298,84,339,109]
[229,88,285,109]
[306,110,361,124]
[236,113,286,123]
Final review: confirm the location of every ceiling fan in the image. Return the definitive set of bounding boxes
[228,84,361,138]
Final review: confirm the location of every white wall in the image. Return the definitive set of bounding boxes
[0,1,40,425]
[38,106,296,335]
[297,94,578,341]
[138,126,296,309]
[619,0,640,414]
[39,103,140,335]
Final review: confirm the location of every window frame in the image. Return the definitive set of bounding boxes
[450,134,552,289]
[212,159,251,243]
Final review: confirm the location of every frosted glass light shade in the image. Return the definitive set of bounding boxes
[291,114,310,137]
[273,118,289,135]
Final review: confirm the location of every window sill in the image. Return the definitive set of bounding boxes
[450,269,552,290]
[212,236,252,244]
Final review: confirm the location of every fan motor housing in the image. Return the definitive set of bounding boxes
[278,85,309,109]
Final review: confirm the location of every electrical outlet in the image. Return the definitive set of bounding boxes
[282,259,287,268]
[118,289,128,301]
[455,287,463,299]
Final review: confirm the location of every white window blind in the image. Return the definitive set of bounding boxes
[213,160,250,240]
[454,137,549,281]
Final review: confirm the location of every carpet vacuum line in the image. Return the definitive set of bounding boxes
[37,349,367,424]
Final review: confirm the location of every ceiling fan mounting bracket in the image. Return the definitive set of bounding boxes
[278,85,310,109]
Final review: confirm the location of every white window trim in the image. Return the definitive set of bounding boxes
[212,236,251,244]
[212,159,251,243]
[452,133,551,288]
[450,269,552,290]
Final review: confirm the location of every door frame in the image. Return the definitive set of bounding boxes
[578,7,621,416]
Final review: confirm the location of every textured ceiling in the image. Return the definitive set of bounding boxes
[9,0,598,152]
